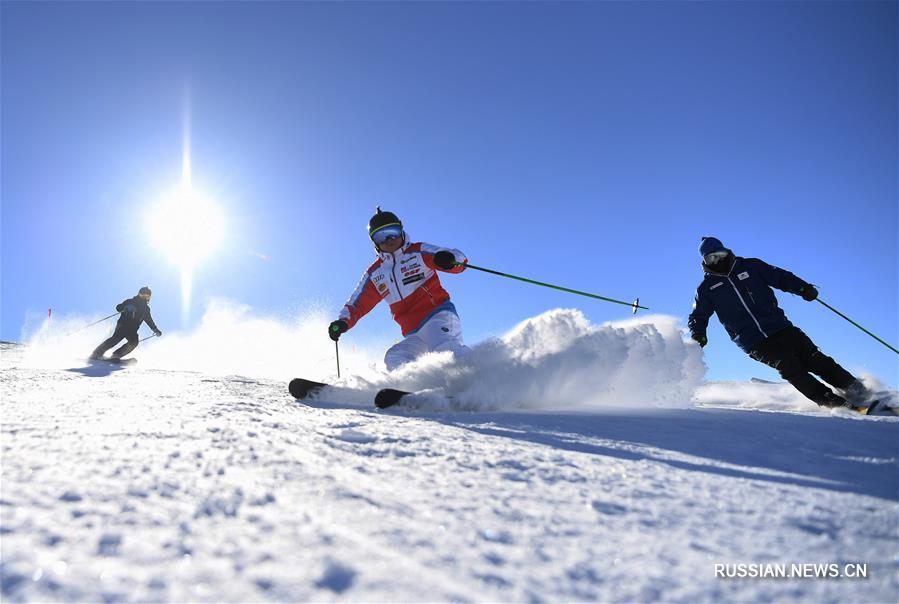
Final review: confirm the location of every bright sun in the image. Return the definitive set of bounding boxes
[147,185,225,269]
[146,185,226,317]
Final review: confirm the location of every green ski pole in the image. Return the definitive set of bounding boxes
[816,299,899,355]
[457,262,648,313]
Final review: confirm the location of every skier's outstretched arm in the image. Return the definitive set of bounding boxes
[688,287,714,346]
[420,243,467,273]
[750,258,814,298]
[144,309,161,335]
[337,271,383,331]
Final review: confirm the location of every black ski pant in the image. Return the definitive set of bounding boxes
[92,325,139,359]
[748,326,856,407]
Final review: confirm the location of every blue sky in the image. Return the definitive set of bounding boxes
[2,1,896,386]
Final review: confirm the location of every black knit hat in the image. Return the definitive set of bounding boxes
[699,237,726,257]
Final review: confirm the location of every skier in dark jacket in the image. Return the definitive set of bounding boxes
[90,286,162,360]
[688,237,871,409]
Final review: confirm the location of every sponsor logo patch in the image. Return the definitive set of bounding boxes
[710,282,724,290]
[738,272,750,280]
[377,283,388,295]
[402,273,425,286]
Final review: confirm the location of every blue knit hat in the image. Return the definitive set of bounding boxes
[699,237,726,257]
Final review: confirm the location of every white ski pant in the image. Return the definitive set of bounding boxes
[384,310,470,371]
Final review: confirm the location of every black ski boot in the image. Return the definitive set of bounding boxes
[841,380,872,407]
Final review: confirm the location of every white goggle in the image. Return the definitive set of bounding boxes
[704,251,730,265]
[371,224,403,245]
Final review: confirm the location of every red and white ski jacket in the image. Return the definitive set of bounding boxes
[338,237,467,336]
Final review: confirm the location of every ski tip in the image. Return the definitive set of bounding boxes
[288,378,327,400]
[374,388,410,409]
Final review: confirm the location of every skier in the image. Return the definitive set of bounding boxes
[329,208,470,370]
[90,286,162,360]
[688,237,872,409]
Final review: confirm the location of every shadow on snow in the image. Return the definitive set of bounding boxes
[438,408,899,502]
[64,359,133,377]
[296,397,898,502]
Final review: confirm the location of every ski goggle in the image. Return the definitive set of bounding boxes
[370,224,404,245]
[703,250,730,265]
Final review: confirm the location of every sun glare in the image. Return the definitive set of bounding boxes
[147,185,226,320]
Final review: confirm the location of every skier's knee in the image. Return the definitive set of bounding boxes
[769,355,803,380]
[432,339,469,357]
[384,336,427,371]
[384,347,417,371]
[112,341,138,359]
[384,353,406,372]
[385,352,419,372]
[809,350,839,370]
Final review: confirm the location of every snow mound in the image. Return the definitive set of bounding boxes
[346,309,705,411]
[19,302,704,411]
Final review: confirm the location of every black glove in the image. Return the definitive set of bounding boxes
[433,250,457,270]
[329,320,348,342]
[800,285,818,302]
[154,330,162,337]
[692,333,708,348]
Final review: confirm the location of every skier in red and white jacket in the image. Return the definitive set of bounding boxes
[329,208,470,370]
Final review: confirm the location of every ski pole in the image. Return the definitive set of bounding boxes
[139,333,159,343]
[816,299,899,355]
[457,262,648,313]
[335,340,341,379]
[67,311,121,335]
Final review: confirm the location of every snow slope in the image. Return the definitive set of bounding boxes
[2,310,898,603]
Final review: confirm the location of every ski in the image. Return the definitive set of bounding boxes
[288,378,329,400]
[89,356,137,365]
[374,388,412,409]
[289,378,383,407]
[750,377,783,385]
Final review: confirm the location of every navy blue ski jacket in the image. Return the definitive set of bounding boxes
[688,257,810,353]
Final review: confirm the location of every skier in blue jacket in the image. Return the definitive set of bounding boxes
[688,237,870,409]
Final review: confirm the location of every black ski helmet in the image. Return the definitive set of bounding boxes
[139,286,152,295]
[368,206,402,239]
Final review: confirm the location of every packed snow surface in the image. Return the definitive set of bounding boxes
[2,308,897,602]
